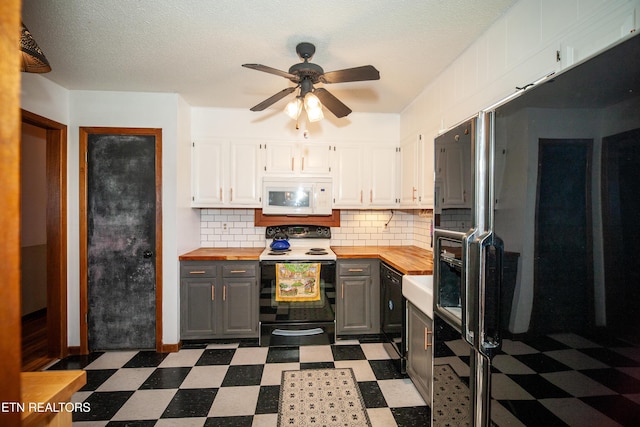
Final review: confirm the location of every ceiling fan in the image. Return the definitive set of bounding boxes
[242,42,380,119]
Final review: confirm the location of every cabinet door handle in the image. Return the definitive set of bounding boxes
[348,268,363,272]
[360,190,363,203]
[230,187,233,202]
[302,157,305,171]
[211,284,215,301]
[223,285,227,301]
[412,187,417,202]
[424,327,433,350]
[229,270,246,274]
[341,284,344,299]
[370,189,373,203]
[189,270,206,275]
[219,187,222,201]
[291,157,294,171]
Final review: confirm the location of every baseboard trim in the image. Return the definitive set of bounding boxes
[67,346,82,355]
[160,342,181,353]
[67,342,180,355]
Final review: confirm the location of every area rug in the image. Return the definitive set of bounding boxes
[278,368,372,427]
[432,364,471,426]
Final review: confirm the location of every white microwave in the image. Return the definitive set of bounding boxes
[262,177,333,215]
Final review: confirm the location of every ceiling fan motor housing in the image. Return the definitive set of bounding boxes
[288,62,324,84]
[296,42,316,60]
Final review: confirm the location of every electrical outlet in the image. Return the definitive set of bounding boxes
[222,223,228,233]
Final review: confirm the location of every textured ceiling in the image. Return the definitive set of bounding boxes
[21,0,518,115]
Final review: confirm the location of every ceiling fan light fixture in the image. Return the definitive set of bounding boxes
[304,93,322,110]
[285,97,303,120]
[304,93,324,122]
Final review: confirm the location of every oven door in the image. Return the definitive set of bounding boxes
[259,260,336,346]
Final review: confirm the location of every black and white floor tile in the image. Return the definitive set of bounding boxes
[48,337,429,427]
[435,330,640,426]
[47,332,640,426]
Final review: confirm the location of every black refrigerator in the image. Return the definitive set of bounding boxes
[432,32,640,426]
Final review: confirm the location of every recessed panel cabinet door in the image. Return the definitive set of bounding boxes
[229,141,261,206]
[192,139,225,206]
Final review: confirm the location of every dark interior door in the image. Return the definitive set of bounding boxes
[532,139,592,334]
[87,133,157,350]
[602,128,640,344]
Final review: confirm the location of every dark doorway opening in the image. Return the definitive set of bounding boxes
[20,110,68,369]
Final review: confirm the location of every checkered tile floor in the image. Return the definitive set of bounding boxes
[48,337,429,426]
[435,325,640,426]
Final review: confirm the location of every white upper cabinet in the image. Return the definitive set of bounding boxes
[191,139,225,206]
[191,139,261,208]
[228,141,262,206]
[263,141,332,176]
[400,135,419,207]
[333,143,398,209]
[400,134,434,208]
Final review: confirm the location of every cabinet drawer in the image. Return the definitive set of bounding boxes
[338,263,371,276]
[222,263,256,277]
[181,262,216,278]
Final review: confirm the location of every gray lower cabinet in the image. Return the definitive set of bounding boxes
[407,301,433,403]
[336,259,380,335]
[180,260,258,339]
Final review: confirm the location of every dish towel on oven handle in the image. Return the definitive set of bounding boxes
[275,263,321,302]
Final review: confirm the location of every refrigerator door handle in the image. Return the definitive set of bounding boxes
[477,232,503,358]
[462,229,477,345]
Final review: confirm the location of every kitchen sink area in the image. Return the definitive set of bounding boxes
[402,274,433,318]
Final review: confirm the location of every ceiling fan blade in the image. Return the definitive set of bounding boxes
[249,87,297,111]
[242,64,297,80]
[321,65,380,83]
[313,88,352,118]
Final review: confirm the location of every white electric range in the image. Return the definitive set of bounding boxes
[259,225,336,262]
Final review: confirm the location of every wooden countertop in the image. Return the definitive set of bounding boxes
[179,248,263,261]
[21,370,86,426]
[332,246,433,275]
[178,246,433,275]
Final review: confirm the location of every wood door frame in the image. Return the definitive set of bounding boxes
[79,127,163,354]
[21,109,68,359]
[1,3,23,423]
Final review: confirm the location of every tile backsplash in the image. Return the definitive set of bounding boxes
[199,209,433,249]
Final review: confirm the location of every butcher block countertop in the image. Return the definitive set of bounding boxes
[332,246,433,275]
[179,248,263,261]
[178,246,433,275]
[21,370,86,427]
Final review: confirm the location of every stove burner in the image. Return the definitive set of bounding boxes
[306,251,329,255]
[268,251,288,256]
[309,248,327,252]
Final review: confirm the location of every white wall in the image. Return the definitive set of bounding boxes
[400,0,639,140]
[192,107,399,143]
